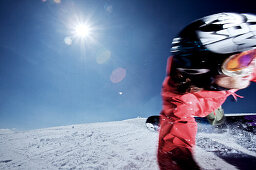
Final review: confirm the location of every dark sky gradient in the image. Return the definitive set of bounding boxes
[0,0,255,130]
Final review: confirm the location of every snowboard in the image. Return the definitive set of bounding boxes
[145,115,160,131]
[146,114,256,133]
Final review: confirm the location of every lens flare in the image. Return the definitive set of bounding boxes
[54,0,61,3]
[110,68,127,83]
[64,36,72,45]
[96,50,111,64]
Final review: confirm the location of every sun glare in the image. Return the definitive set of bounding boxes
[74,23,92,39]
[67,15,98,45]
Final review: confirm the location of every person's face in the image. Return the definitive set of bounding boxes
[215,74,252,89]
[215,49,256,90]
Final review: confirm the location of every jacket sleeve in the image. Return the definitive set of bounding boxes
[161,76,228,119]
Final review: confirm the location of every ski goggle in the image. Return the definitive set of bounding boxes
[222,49,256,77]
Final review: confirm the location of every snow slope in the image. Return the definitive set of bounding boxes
[0,118,255,170]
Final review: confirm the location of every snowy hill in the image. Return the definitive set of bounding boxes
[0,118,256,170]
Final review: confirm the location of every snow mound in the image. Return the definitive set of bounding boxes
[0,118,158,170]
[0,118,255,170]
[0,129,14,135]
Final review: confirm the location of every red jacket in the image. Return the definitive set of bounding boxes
[157,57,256,170]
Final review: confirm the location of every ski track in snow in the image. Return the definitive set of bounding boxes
[0,118,256,170]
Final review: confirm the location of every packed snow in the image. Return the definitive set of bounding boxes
[0,118,255,170]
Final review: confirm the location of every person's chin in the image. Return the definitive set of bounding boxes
[234,82,250,89]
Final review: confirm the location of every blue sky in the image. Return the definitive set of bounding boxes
[0,0,255,130]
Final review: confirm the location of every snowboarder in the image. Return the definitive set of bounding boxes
[158,12,256,170]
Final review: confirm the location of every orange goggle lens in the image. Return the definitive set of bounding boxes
[224,49,256,71]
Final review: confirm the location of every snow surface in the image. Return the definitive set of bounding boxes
[0,118,256,170]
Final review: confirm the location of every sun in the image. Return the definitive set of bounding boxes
[66,15,98,46]
[74,23,93,39]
